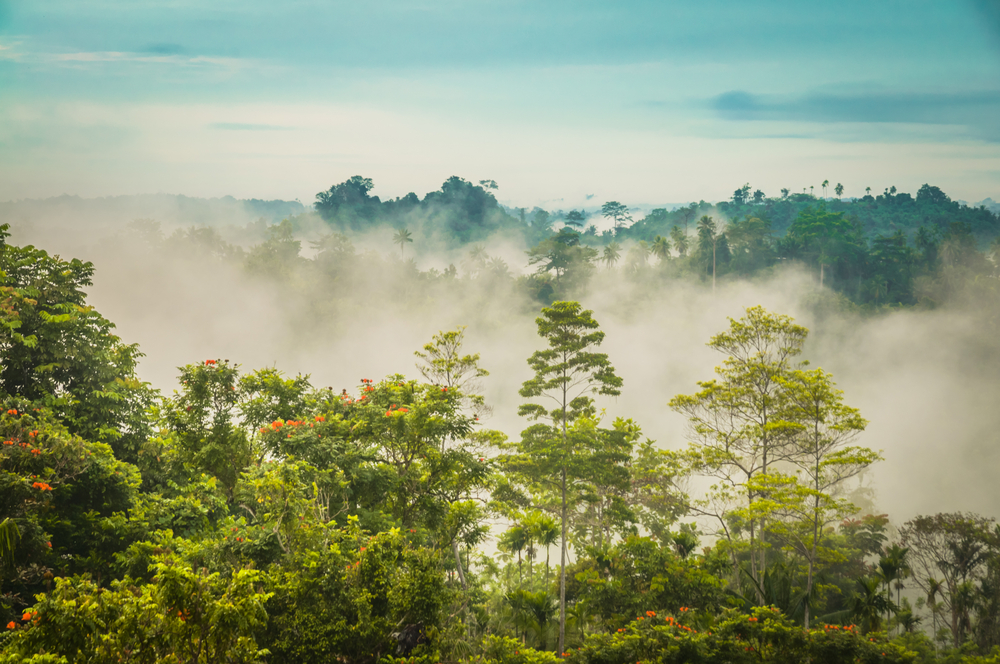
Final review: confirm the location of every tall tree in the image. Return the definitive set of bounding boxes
[517,301,622,654]
[697,215,722,293]
[835,182,845,199]
[564,210,586,229]
[758,367,877,628]
[393,227,413,258]
[651,235,671,263]
[601,242,622,270]
[670,306,807,596]
[669,226,689,257]
[601,202,632,234]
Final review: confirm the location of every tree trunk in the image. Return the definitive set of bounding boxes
[559,464,567,654]
[452,539,467,589]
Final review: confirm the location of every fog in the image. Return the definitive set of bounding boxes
[4,197,999,530]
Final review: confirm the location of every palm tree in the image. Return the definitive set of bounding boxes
[926,577,944,640]
[499,526,528,586]
[835,183,844,199]
[0,518,20,567]
[810,185,815,197]
[393,227,413,258]
[651,235,671,263]
[602,242,621,270]
[822,179,829,198]
[624,240,650,273]
[851,575,893,634]
[524,512,559,587]
[697,215,720,294]
[866,186,872,196]
[669,225,689,257]
[879,545,909,634]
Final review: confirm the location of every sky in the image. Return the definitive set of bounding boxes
[2,0,1000,209]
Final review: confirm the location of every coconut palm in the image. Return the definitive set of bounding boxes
[851,575,893,634]
[392,227,413,258]
[669,225,689,257]
[602,242,621,270]
[822,179,829,197]
[835,183,844,199]
[651,234,671,263]
[499,526,528,586]
[697,215,720,293]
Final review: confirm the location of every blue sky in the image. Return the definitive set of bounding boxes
[2,0,999,207]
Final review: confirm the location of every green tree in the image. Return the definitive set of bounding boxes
[670,306,808,597]
[774,367,876,628]
[393,227,414,258]
[0,224,155,463]
[669,226,689,258]
[564,210,586,229]
[696,216,724,293]
[527,229,598,290]
[516,301,623,653]
[601,202,632,234]
[835,183,845,199]
[650,235,671,263]
[601,242,622,270]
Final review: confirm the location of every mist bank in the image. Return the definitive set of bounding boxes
[3,202,997,528]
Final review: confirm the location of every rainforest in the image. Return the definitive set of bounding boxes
[1,175,1000,664]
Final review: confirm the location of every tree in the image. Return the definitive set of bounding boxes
[517,301,622,654]
[822,180,830,198]
[670,306,808,596]
[780,206,865,288]
[564,210,586,229]
[414,326,491,582]
[0,224,155,463]
[601,202,632,234]
[393,227,413,258]
[697,215,723,293]
[527,229,598,290]
[651,235,671,263]
[758,367,877,628]
[835,183,845,199]
[601,242,621,270]
[315,175,378,226]
[669,226,689,258]
[901,513,999,647]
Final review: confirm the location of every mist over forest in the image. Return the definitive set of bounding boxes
[2,175,1000,663]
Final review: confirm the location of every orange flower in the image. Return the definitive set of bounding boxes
[6,409,16,415]
[646,611,656,617]
[5,621,14,629]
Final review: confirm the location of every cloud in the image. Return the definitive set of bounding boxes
[208,122,292,131]
[711,88,1000,127]
[50,51,244,68]
[142,43,185,55]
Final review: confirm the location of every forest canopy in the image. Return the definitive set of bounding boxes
[1,173,999,664]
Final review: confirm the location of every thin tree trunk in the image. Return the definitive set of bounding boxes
[557,366,569,655]
[452,540,467,589]
[712,241,717,294]
[559,465,567,654]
